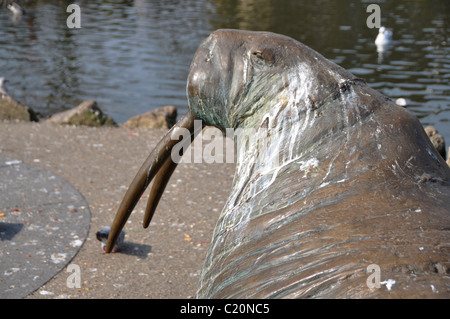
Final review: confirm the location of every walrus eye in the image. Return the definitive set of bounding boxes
[253,50,264,59]
[252,50,265,65]
[251,50,274,67]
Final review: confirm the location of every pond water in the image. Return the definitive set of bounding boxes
[0,0,449,145]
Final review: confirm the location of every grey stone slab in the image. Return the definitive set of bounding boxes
[0,156,90,298]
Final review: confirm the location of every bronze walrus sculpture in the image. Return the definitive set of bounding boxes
[106,29,450,298]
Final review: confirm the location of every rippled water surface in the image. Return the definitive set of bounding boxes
[0,0,448,144]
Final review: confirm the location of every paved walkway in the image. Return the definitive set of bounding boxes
[0,155,90,298]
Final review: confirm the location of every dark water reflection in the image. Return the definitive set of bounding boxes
[0,0,448,144]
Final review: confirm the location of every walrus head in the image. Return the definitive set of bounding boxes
[105,29,373,252]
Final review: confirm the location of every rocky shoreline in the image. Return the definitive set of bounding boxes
[0,86,178,130]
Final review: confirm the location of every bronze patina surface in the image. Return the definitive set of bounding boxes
[107,30,450,298]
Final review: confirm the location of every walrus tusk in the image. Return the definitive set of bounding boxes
[142,155,178,228]
[105,110,198,253]
[142,126,195,228]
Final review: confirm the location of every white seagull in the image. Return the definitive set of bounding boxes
[7,2,25,17]
[375,26,393,52]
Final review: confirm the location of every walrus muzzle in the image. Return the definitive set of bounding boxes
[105,110,201,253]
